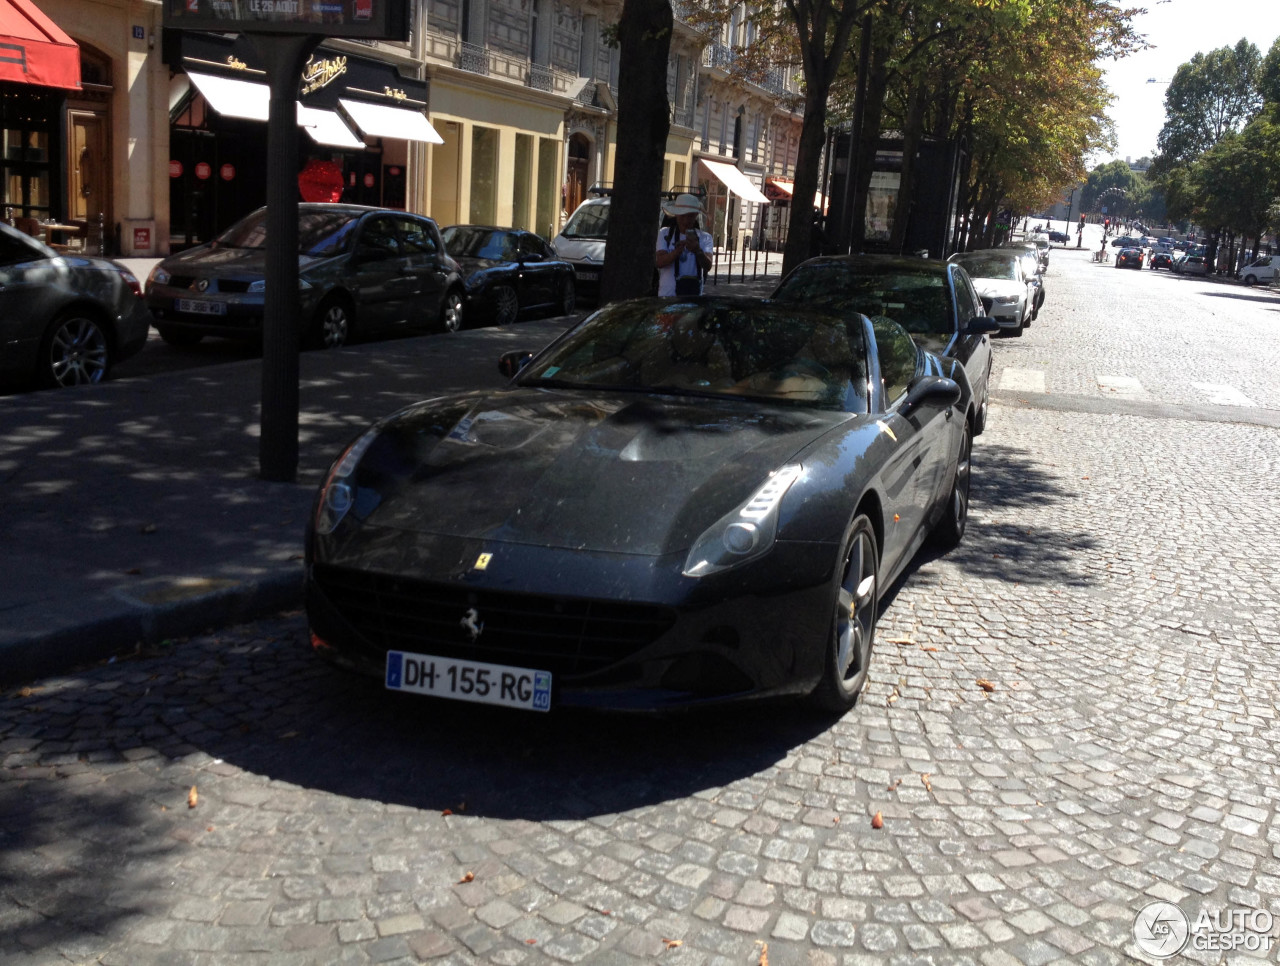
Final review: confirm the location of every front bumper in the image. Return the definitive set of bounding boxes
[305,531,838,711]
[146,288,320,339]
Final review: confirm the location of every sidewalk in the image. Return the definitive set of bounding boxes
[0,273,781,686]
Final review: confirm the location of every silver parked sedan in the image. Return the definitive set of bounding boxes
[0,223,151,390]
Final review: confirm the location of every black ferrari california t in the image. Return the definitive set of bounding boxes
[305,297,975,713]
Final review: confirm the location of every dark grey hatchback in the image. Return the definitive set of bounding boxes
[144,204,465,348]
[0,222,151,390]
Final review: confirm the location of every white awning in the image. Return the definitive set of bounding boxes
[700,158,769,204]
[186,71,268,121]
[298,103,364,148]
[339,98,444,144]
[186,71,364,149]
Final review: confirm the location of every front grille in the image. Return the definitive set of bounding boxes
[314,563,677,677]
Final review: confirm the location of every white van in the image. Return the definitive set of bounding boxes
[1241,254,1277,286]
[551,184,706,299]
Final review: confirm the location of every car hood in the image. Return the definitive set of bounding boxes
[970,279,1025,298]
[342,388,851,555]
[550,237,604,262]
[160,245,330,277]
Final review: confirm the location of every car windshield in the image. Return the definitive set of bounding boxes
[518,298,869,412]
[214,208,360,256]
[442,226,516,260]
[560,202,610,239]
[953,254,1019,281]
[771,261,953,343]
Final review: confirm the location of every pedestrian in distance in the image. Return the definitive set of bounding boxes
[655,193,713,297]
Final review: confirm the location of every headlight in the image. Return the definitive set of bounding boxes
[993,294,1021,304]
[247,278,312,293]
[147,265,170,287]
[683,465,803,577]
[314,428,378,534]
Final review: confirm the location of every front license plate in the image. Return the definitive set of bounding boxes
[177,298,226,316]
[575,270,599,281]
[385,650,552,712]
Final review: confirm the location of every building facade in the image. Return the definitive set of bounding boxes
[16,0,805,257]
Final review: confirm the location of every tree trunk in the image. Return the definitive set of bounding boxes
[781,89,830,276]
[888,82,926,254]
[598,0,673,305]
[847,41,891,252]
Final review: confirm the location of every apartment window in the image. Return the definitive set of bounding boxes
[470,125,499,224]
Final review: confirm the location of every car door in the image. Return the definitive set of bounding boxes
[948,266,992,411]
[348,215,409,331]
[869,319,953,570]
[0,230,60,371]
[517,232,557,309]
[394,215,447,324]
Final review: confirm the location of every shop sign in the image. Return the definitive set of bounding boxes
[134,227,151,249]
[300,54,347,96]
[169,160,184,178]
[220,163,236,181]
[195,161,212,180]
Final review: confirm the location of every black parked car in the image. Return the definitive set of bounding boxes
[306,297,974,712]
[441,225,576,326]
[145,204,465,347]
[770,255,1001,435]
[0,222,151,390]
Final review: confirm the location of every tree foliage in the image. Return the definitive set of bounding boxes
[1154,40,1263,169]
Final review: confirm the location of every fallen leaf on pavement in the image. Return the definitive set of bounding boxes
[663,939,683,949]
[441,809,453,816]
[871,811,884,829]
[887,778,902,791]
[457,871,475,884]
[525,939,537,945]
[922,646,938,652]
[976,679,995,692]
[187,786,198,809]
[756,940,769,965]
[921,773,933,792]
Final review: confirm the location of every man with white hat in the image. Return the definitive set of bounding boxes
[655,193,713,297]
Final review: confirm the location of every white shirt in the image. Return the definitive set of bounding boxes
[656,226,713,296]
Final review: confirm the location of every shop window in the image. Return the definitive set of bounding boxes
[513,134,532,231]
[535,136,558,240]
[469,125,498,224]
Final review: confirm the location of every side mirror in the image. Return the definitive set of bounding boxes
[498,350,535,378]
[901,375,962,418]
[964,316,1003,335]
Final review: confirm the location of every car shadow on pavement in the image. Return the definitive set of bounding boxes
[1200,289,1280,307]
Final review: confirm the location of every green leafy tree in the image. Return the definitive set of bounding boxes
[1154,40,1263,169]
[1262,37,1280,105]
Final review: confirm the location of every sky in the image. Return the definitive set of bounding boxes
[1094,0,1280,166]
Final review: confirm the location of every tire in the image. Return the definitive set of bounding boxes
[810,516,879,713]
[40,312,110,388]
[440,288,465,333]
[157,325,203,347]
[556,275,576,316]
[1244,275,1257,287]
[973,377,990,436]
[492,285,519,326]
[929,418,972,551]
[306,297,354,349]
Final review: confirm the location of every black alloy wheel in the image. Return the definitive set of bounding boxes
[930,419,972,550]
[42,313,109,388]
[157,325,203,347]
[440,289,465,332]
[492,285,519,326]
[811,515,879,713]
[556,275,576,316]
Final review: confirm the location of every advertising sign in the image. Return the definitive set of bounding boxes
[163,0,408,41]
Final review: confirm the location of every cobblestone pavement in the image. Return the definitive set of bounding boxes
[3,248,1279,966]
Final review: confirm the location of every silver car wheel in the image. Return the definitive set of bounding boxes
[441,290,464,332]
[47,315,109,387]
[319,302,350,348]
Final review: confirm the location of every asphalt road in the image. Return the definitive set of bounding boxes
[3,232,1279,965]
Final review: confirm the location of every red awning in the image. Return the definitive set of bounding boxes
[0,0,80,90]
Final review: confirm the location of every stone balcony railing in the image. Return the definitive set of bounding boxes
[425,29,578,97]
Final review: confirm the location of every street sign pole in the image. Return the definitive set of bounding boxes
[251,34,322,483]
